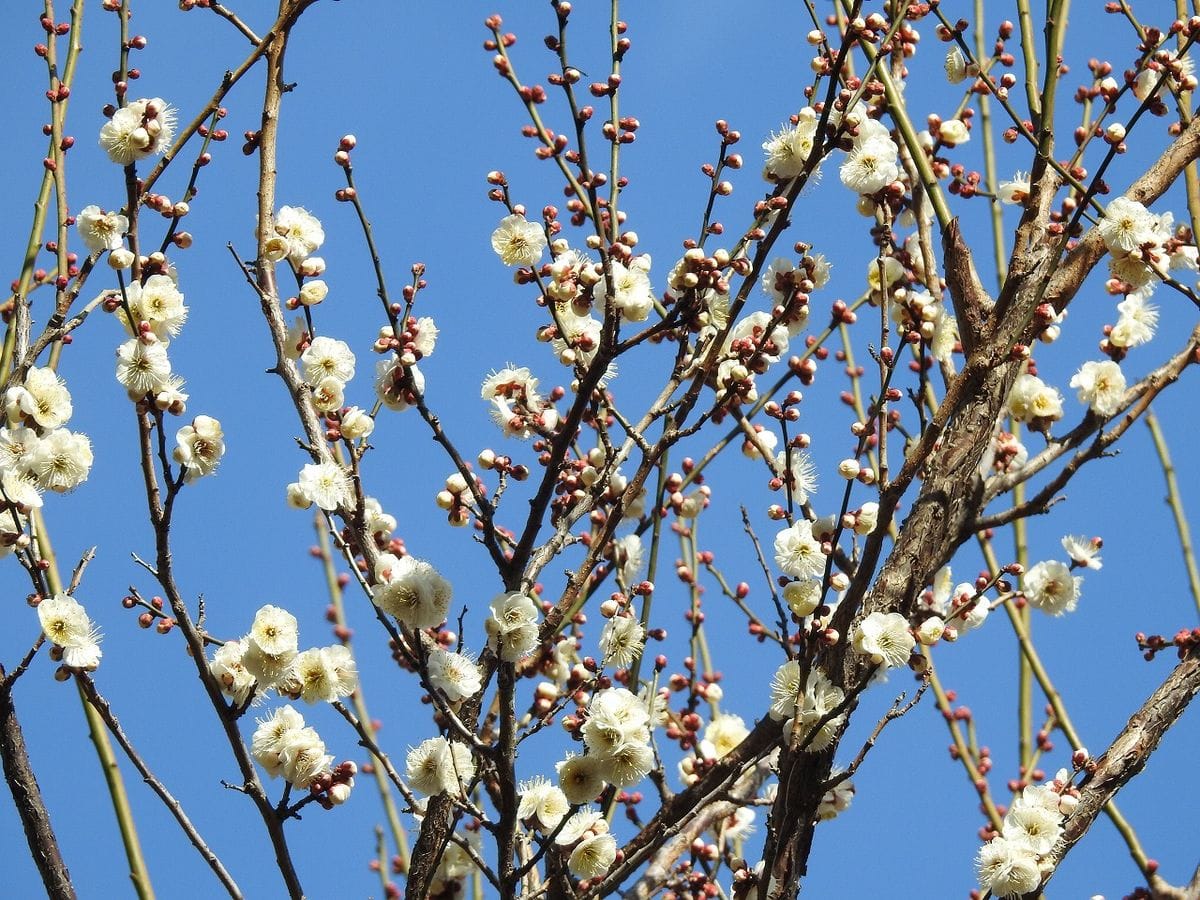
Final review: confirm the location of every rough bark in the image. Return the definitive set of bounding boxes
[0,686,76,900]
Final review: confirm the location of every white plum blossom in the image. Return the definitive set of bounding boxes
[99,98,176,165]
[251,705,306,778]
[997,171,1031,205]
[273,206,325,265]
[491,214,546,266]
[209,638,256,706]
[1023,560,1082,616]
[775,449,819,505]
[840,137,900,195]
[939,118,970,145]
[1099,197,1156,256]
[851,611,915,668]
[517,776,570,831]
[762,110,820,180]
[1006,372,1063,424]
[8,367,73,430]
[1062,535,1102,570]
[242,605,299,687]
[119,275,188,340]
[340,407,375,440]
[818,775,855,820]
[592,255,655,322]
[277,726,333,789]
[26,429,92,493]
[480,365,555,440]
[976,836,1042,898]
[1109,295,1159,349]
[292,461,353,511]
[486,591,541,661]
[115,338,172,399]
[557,754,607,805]
[375,357,425,412]
[700,713,748,761]
[406,736,475,796]
[373,554,452,629]
[425,643,482,703]
[774,519,826,579]
[569,832,617,879]
[173,416,225,482]
[1069,360,1126,417]
[599,614,645,668]
[298,280,328,307]
[301,336,356,386]
[37,593,102,670]
[287,645,358,704]
[76,206,129,253]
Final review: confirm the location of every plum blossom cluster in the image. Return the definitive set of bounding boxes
[208,604,358,706]
[976,769,1079,898]
[99,97,176,165]
[1023,557,1084,617]
[0,367,93,530]
[251,705,348,797]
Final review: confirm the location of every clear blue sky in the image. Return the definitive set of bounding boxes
[1,2,1197,898]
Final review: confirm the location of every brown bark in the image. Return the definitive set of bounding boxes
[0,686,76,900]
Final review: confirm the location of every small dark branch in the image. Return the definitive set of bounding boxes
[0,676,76,900]
[77,675,243,899]
[741,506,791,654]
[824,677,928,789]
[207,0,262,45]
[66,547,96,595]
[1026,649,1200,897]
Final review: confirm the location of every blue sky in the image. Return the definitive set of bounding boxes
[1,2,1198,898]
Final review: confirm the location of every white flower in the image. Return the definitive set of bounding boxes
[1002,801,1063,856]
[518,776,570,831]
[2,469,43,511]
[569,832,616,879]
[310,377,344,413]
[274,206,325,265]
[997,171,1031,205]
[301,336,356,386]
[119,275,188,341]
[1099,197,1156,256]
[486,591,541,660]
[491,214,546,266]
[851,611,915,668]
[173,416,225,482]
[243,605,299,687]
[1023,560,1082,616]
[774,520,826,579]
[99,98,176,165]
[976,836,1042,898]
[481,365,551,440]
[26,429,92,493]
[769,659,804,721]
[945,47,971,83]
[555,808,605,846]
[839,137,899,195]
[611,533,644,586]
[288,645,357,703]
[295,461,353,511]
[557,754,608,805]
[76,206,129,253]
[1061,535,1102,570]
[916,616,946,645]
[406,736,475,796]
[599,615,644,668]
[277,726,332,788]
[788,668,846,752]
[37,593,102,669]
[375,358,424,412]
[373,554,452,629]
[425,644,482,703]
[593,255,655,322]
[340,407,374,440]
[598,740,655,788]
[938,118,970,145]
[701,713,748,760]
[298,280,328,307]
[1110,295,1159,348]
[1069,361,1126,417]
[284,316,309,360]
[209,638,256,706]
[115,338,172,398]
[251,705,306,777]
[774,450,818,505]
[762,111,819,180]
[8,367,73,430]
[1006,373,1063,423]
[782,578,822,617]
[0,425,40,473]
[817,775,854,820]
